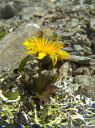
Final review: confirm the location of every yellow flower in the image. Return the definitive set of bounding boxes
[22,31,70,65]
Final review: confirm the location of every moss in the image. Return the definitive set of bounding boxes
[0,70,95,127]
[0,27,9,40]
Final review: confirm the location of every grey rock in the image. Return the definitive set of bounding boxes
[89,32,95,40]
[90,66,95,75]
[20,5,48,21]
[93,76,95,92]
[62,47,74,52]
[91,40,95,54]
[25,59,38,72]
[13,0,33,11]
[62,27,85,40]
[92,41,95,48]
[74,67,90,76]
[67,55,95,65]
[0,23,40,72]
[1,2,17,19]
[0,1,33,19]
[54,30,63,39]
[68,19,79,28]
[72,34,90,47]
[90,18,95,31]
[75,75,91,86]
[50,0,58,2]
[33,7,48,17]
[71,19,79,28]
[73,45,83,51]
[89,55,95,59]
[55,0,67,6]
[92,0,95,3]
[74,75,94,97]
[49,68,58,77]
[83,0,92,4]
[83,45,92,56]
[70,51,84,56]
[21,7,34,21]
[59,62,69,78]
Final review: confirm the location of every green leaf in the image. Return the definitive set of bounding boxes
[18,55,31,71]
[4,92,20,100]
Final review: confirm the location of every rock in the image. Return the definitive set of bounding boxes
[74,67,90,76]
[70,51,84,56]
[89,55,95,59]
[72,34,91,47]
[21,7,33,21]
[54,30,64,39]
[91,40,95,54]
[62,47,74,52]
[49,68,58,77]
[69,19,79,28]
[93,76,95,92]
[0,1,34,19]
[90,66,95,75]
[21,6,48,20]
[83,0,92,4]
[33,7,48,17]
[0,23,40,72]
[75,75,91,86]
[1,2,17,19]
[56,0,68,6]
[50,0,58,2]
[83,45,92,56]
[62,27,85,40]
[90,18,95,31]
[73,45,83,51]
[67,55,95,65]
[59,62,69,78]
[42,28,54,37]
[25,59,38,72]
[13,0,33,11]
[74,75,94,97]
[91,40,95,48]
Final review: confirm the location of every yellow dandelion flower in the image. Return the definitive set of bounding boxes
[22,31,70,65]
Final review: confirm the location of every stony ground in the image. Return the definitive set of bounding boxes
[0,0,95,127]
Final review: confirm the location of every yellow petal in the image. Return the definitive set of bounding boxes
[52,56,57,65]
[58,51,70,59]
[37,52,46,59]
[24,50,37,54]
[22,31,70,65]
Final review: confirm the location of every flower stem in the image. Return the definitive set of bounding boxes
[38,61,42,93]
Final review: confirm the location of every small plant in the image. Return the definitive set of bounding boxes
[21,31,70,102]
[0,26,9,40]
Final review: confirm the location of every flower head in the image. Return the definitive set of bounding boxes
[22,31,70,65]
